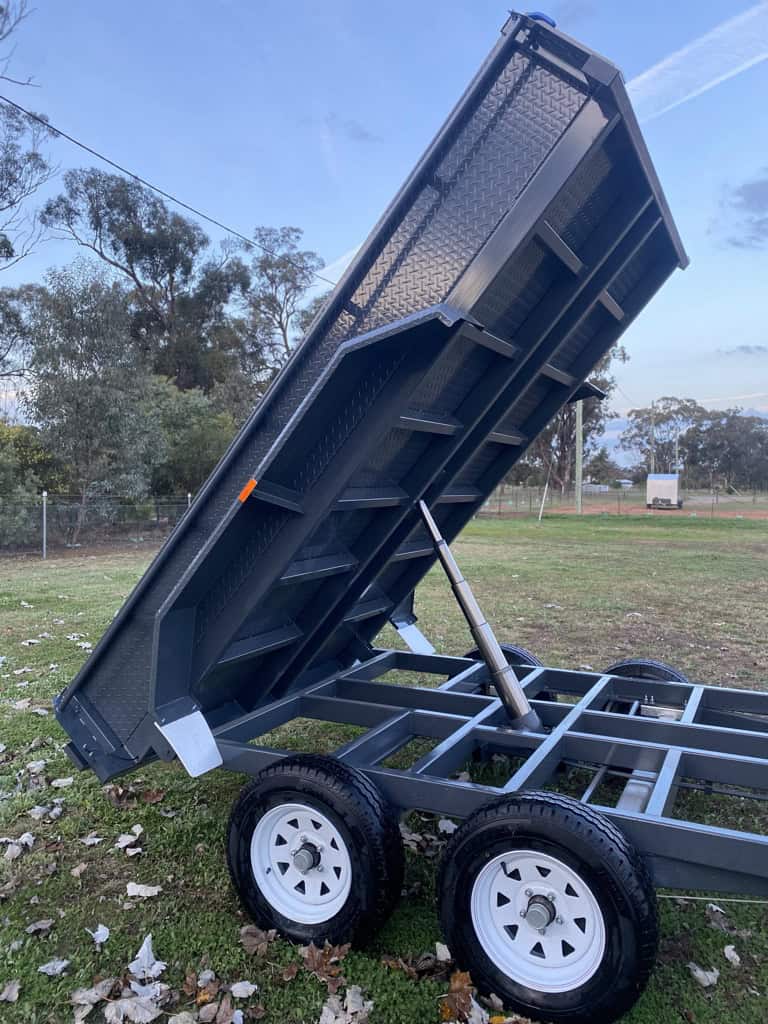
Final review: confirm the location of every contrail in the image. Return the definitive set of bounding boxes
[324,6,768,281]
[627,3,768,122]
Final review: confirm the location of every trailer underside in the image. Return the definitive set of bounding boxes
[210,649,768,896]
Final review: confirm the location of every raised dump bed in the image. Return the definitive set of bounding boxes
[57,12,685,781]
[55,14,768,1024]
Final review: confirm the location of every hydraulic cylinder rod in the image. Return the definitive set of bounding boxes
[418,501,542,731]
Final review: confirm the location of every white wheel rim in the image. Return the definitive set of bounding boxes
[250,802,352,924]
[470,849,606,994]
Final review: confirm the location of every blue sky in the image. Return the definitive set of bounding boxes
[4,0,768,417]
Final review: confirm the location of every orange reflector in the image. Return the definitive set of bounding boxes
[238,478,257,502]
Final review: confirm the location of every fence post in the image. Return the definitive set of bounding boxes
[42,490,47,560]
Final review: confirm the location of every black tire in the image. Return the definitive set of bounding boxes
[438,792,657,1024]
[464,643,556,702]
[463,643,543,667]
[226,754,404,946]
[604,658,690,684]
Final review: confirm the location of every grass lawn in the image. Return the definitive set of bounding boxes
[1,514,767,1023]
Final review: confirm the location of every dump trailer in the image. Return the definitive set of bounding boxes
[56,13,768,1024]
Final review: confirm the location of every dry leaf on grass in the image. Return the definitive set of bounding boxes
[0,979,20,1002]
[300,941,351,993]
[688,962,720,988]
[319,986,373,1024]
[231,981,258,998]
[705,902,752,939]
[104,783,139,809]
[26,918,54,935]
[52,777,73,788]
[86,923,110,948]
[129,934,166,980]
[168,1014,198,1024]
[80,832,104,846]
[38,957,70,977]
[239,925,276,957]
[440,970,475,1021]
[724,944,741,966]
[104,996,162,1023]
[140,788,165,804]
[126,883,162,899]
[71,978,117,1007]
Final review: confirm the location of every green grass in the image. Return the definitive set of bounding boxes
[1,515,767,1023]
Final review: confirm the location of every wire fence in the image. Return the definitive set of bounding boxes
[478,484,768,520]
[0,494,192,556]
[1,485,767,558]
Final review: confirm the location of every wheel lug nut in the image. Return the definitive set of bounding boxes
[519,909,527,918]
[547,892,556,901]
[525,888,533,897]
[538,927,546,935]
[556,915,564,925]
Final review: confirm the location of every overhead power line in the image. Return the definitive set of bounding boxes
[0,93,339,288]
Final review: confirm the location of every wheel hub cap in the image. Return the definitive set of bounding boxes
[524,894,556,931]
[250,802,352,924]
[471,850,606,994]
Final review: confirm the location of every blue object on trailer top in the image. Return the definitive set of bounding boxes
[56,12,687,782]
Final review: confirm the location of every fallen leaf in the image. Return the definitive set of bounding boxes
[126,883,162,899]
[300,941,350,994]
[435,942,452,963]
[688,962,720,988]
[129,934,167,980]
[231,981,258,998]
[26,759,47,774]
[38,957,70,976]
[437,818,458,835]
[104,783,139,809]
[318,986,373,1024]
[116,825,144,851]
[440,970,475,1021]
[140,788,165,804]
[31,707,50,716]
[52,777,74,788]
[71,978,117,1006]
[26,918,54,935]
[199,1003,218,1023]
[724,944,741,966]
[80,832,104,846]
[0,979,20,1002]
[168,1014,198,1024]
[104,996,162,1023]
[216,993,234,1023]
[86,923,110,947]
[281,962,299,982]
[239,924,276,957]
[11,698,31,710]
[705,902,751,939]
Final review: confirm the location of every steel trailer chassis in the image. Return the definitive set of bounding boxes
[213,645,768,898]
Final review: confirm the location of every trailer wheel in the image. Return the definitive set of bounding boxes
[463,644,556,701]
[227,754,404,946]
[438,792,657,1024]
[463,643,542,667]
[604,658,690,684]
